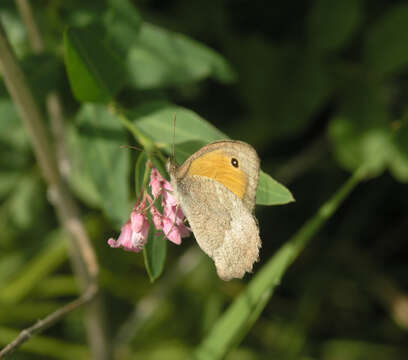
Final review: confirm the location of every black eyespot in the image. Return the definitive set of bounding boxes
[231,158,239,168]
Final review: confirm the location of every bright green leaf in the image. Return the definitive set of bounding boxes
[132,101,225,145]
[257,171,294,205]
[138,152,167,282]
[64,24,127,102]
[143,223,167,282]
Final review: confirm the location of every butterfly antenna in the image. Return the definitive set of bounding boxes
[120,145,143,152]
[121,145,160,157]
[172,113,176,160]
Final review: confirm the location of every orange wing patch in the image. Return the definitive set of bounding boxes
[188,150,247,199]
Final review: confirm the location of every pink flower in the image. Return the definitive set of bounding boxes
[162,216,182,244]
[150,204,163,230]
[108,201,150,252]
[148,165,191,243]
[162,181,178,207]
[108,165,191,254]
[150,167,166,198]
[162,204,191,243]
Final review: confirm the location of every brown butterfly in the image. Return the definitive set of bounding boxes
[167,140,261,280]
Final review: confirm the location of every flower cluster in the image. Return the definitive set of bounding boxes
[107,165,191,252]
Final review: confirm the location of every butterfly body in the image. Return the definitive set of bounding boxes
[167,140,261,280]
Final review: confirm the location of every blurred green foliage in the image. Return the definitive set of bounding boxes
[1,0,408,359]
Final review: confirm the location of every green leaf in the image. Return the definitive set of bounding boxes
[75,104,131,226]
[364,4,408,77]
[172,141,208,164]
[64,24,127,102]
[125,23,236,89]
[143,224,167,282]
[150,156,168,181]
[132,101,226,145]
[132,102,294,205]
[307,0,362,52]
[257,171,294,205]
[137,152,167,282]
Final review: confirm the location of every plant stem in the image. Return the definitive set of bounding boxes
[111,104,156,152]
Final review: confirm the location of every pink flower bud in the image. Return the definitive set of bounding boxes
[108,205,150,252]
[162,216,182,245]
[108,165,191,254]
[150,204,163,230]
[150,167,166,198]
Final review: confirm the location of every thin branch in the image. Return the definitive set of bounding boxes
[0,284,98,359]
[0,21,110,359]
[14,0,44,52]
